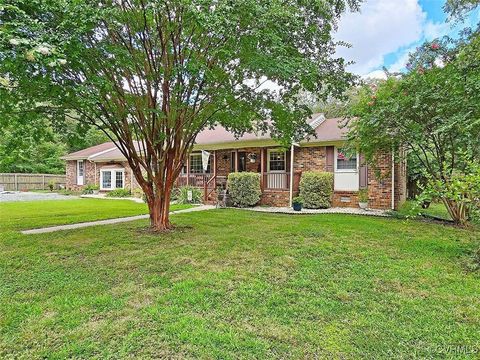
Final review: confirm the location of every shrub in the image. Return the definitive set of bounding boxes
[48,181,56,191]
[299,171,333,209]
[292,196,303,205]
[177,186,202,204]
[227,172,261,207]
[82,184,99,194]
[106,188,131,198]
[131,187,144,198]
[358,188,369,202]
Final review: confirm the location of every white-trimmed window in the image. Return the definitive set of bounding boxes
[335,147,358,172]
[268,150,286,172]
[100,168,125,190]
[189,153,211,173]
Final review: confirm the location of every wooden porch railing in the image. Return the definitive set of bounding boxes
[262,172,290,191]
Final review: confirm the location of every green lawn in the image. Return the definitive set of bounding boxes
[0,198,191,231]
[0,201,479,358]
[399,200,452,220]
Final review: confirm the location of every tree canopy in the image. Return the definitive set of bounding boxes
[1,0,359,230]
[348,30,480,224]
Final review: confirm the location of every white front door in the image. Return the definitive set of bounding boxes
[77,160,85,185]
[267,149,287,189]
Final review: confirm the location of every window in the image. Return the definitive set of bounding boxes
[336,148,357,171]
[77,161,84,177]
[268,150,286,172]
[115,171,124,188]
[190,153,211,173]
[102,171,112,189]
[100,169,124,190]
[77,160,85,185]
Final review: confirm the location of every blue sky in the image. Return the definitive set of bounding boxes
[335,0,480,78]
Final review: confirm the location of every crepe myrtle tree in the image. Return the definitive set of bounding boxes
[347,33,480,225]
[0,0,359,231]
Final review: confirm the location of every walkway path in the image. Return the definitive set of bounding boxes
[21,205,215,235]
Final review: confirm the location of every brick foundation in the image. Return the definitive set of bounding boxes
[260,190,290,207]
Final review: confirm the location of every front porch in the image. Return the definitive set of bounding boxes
[175,147,299,205]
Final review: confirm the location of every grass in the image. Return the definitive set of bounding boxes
[0,201,479,358]
[0,198,192,231]
[399,200,452,220]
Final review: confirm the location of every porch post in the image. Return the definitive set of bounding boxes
[260,148,265,190]
[186,156,190,186]
[235,150,239,172]
[289,144,295,207]
[213,150,217,178]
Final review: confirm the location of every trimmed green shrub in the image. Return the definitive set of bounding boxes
[82,184,99,194]
[227,172,261,207]
[106,188,131,198]
[177,186,202,204]
[299,171,334,209]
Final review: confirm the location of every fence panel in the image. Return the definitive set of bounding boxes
[0,173,66,191]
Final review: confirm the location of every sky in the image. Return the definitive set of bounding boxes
[335,0,480,78]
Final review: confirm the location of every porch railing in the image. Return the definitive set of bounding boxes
[176,174,212,188]
[262,172,290,191]
[176,172,291,195]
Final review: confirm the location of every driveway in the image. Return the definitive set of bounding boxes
[0,191,78,202]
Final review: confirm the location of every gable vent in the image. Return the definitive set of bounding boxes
[309,114,326,130]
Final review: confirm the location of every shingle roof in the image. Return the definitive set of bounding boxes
[62,115,348,161]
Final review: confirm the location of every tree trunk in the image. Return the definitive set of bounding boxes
[145,178,175,232]
[442,198,468,226]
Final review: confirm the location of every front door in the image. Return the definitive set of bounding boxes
[77,160,84,186]
[267,149,287,189]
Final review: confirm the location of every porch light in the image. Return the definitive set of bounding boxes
[247,153,257,163]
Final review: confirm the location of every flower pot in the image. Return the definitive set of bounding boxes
[293,203,302,211]
[93,190,99,195]
[359,202,368,209]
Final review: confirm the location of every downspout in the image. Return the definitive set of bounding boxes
[391,150,395,210]
[289,144,295,207]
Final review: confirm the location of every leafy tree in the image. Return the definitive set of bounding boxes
[0,117,66,174]
[348,32,480,224]
[444,0,480,20]
[0,0,358,230]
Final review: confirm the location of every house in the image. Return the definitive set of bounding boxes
[62,115,407,210]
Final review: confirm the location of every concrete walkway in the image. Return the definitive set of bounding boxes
[21,205,215,235]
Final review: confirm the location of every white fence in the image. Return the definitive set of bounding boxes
[0,173,66,191]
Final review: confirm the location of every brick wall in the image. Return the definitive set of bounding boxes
[66,160,138,192]
[260,190,290,207]
[293,146,326,172]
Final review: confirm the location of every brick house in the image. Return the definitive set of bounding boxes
[62,115,407,210]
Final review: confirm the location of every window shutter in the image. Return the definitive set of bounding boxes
[286,150,291,173]
[326,146,334,172]
[359,153,368,189]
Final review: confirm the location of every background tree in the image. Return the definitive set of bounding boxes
[444,0,479,19]
[347,32,480,225]
[1,0,358,230]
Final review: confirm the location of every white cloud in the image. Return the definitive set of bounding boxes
[335,0,426,75]
[335,1,480,75]
[362,70,387,80]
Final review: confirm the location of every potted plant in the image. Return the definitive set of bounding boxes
[358,189,369,209]
[292,196,303,211]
